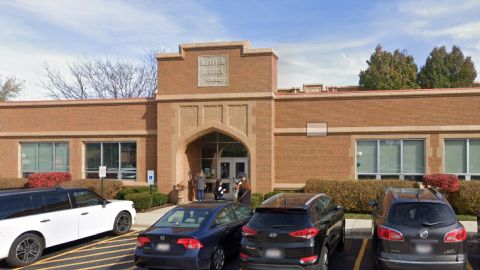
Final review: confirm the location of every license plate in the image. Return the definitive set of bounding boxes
[415,244,432,254]
[265,248,281,258]
[156,243,170,252]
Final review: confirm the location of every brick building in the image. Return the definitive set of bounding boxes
[1,41,479,200]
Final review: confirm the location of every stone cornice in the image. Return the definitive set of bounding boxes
[157,40,279,60]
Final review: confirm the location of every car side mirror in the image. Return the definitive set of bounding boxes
[102,200,107,208]
[368,200,378,207]
[336,205,344,211]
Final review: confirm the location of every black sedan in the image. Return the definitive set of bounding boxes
[134,202,253,270]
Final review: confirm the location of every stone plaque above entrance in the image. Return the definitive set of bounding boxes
[198,55,228,87]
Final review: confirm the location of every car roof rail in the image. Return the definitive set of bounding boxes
[261,192,285,205]
[427,187,444,200]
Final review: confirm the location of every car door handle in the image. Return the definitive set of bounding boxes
[81,212,89,215]
[40,219,50,223]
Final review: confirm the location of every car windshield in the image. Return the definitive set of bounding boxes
[388,203,456,227]
[154,208,211,228]
[249,210,309,229]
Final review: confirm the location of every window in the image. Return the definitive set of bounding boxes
[0,196,35,220]
[356,140,425,180]
[73,191,104,207]
[154,209,211,228]
[215,208,235,226]
[85,142,137,180]
[234,204,252,219]
[388,203,456,227]
[445,139,480,180]
[32,193,72,213]
[21,143,69,177]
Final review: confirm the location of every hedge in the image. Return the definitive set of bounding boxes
[304,179,420,213]
[450,181,480,215]
[125,192,153,210]
[60,179,123,200]
[28,172,71,188]
[0,178,27,189]
[116,186,158,200]
[252,193,264,209]
[152,193,168,207]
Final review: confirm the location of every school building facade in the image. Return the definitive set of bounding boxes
[0,41,479,199]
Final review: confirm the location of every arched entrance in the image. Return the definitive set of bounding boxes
[185,131,249,200]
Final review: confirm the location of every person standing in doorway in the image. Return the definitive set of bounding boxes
[237,175,251,206]
[195,170,206,203]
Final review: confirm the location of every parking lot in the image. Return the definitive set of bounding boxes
[1,232,478,270]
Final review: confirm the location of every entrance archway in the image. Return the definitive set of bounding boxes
[185,131,250,201]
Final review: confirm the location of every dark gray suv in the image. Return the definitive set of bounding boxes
[370,188,468,270]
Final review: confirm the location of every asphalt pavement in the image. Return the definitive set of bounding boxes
[1,232,478,270]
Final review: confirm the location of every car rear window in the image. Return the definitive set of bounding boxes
[154,208,211,228]
[249,210,309,229]
[388,203,456,227]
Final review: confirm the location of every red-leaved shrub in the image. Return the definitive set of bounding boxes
[423,174,460,194]
[28,172,72,188]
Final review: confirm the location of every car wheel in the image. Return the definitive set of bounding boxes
[6,233,44,267]
[210,246,225,270]
[113,211,132,235]
[319,246,329,270]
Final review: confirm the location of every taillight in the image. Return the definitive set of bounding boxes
[242,226,258,237]
[377,226,404,241]
[444,227,467,243]
[136,236,151,247]
[239,252,250,261]
[177,238,203,249]
[299,255,318,264]
[289,227,319,239]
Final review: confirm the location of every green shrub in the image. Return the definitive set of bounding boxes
[152,193,168,207]
[450,181,480,215]
[116,186,157,199]
[60,179,123,200]
[304,179,419,213]
[0,178,28,189]
[252,193,264,209]
[125,192,153,210]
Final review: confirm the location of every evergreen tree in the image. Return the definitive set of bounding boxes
[359,45,419,90]
[418,46,477,88]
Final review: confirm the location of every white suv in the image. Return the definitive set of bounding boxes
[0,187,136,267]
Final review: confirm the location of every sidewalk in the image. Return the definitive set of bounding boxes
[133,208,478,240]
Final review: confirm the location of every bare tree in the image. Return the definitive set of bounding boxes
[40,51,158,99]
[0,75,24,101]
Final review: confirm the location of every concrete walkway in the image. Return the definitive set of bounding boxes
[133,207,478,239]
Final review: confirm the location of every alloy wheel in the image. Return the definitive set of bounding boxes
[15,238,41,263]
[116,214,131,233]
[213,247,225,270]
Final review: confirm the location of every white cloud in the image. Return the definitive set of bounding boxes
[0,0,229,100]
[275,39,373,88]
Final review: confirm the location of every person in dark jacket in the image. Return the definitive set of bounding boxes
[214,179,226,200]
[237,175,251,206]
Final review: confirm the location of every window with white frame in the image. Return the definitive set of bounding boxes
[356,140,425,180]
[444,139,480,180]
[21,142,69,177]
[84,142,137,180]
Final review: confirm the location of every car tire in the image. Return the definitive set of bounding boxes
[337,222,346,251]
[112,211,132,235]
[319,245,329,270]
[210,245,225,270]
[6,233,44,267]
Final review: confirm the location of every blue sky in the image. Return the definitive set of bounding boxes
[1,0,479,100]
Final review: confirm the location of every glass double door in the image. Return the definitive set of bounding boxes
[206,158,248,200]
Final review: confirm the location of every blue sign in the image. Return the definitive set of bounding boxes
[147,170,155,185]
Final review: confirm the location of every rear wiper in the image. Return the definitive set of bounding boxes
[422,221,443,227]
[272,225,295,228]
